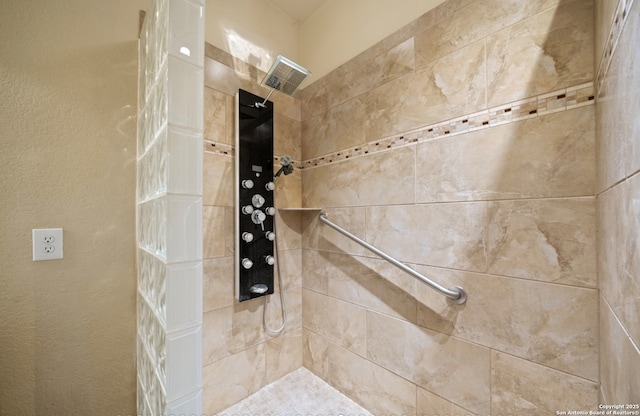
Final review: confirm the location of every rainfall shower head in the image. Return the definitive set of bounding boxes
[261,55,311,96]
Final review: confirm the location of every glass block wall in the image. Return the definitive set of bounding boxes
[137,0,205,414]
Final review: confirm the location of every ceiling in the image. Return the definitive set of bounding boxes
[266,0,327,23]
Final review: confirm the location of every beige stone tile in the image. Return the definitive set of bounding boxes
[271,248,302,291]
[415,0,564,67]
[486,0,594,107]
[302,207,368,256]
[417,387,477,416]
[300,38,415,122]
[274,113,301,161]
[228,297,268,353]
[599,296,640,404]
[415,266,598,381]
[623,174,640,344]
[274,168,302,209]
[302,248,416,321]
[622,8,640,177]
[204,57,243,96]
[597,4,640,190]
[203,298,267,366]
[265,327,302,384]
[302,289,366,356]
[264,287,302,335]
[204,86,227,143]
[302,146,415,208]
[274,209,302,250]
[491,351,598,415]
[203,307,233,366]
[203,205,226,259]
[301,96,366,160]
[304,330,417,416]
[301,249,328,294]
[203,343,266,415]
[271,90,302,124]
[331,37,416,113]
[224,93,234,145]
[595,0,617,72]
[485,198,597,287]
[598,183,625,320]
[600,175,640,345]
[366,311,490,414]
[203,256,234,312]
[365,40,485,140]
[302,329,330,380]
[416,106,596,202]
[323,252,417,322]
[203,152,233,206]
[223,206,234,257]
[366,203,488,272]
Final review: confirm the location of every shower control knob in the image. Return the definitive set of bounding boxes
[242,205,254,215]
[252,194,265,208]
[241,258,253,269]
[242,232,254,243]
[251,210,266,225]
[265,231,275,241]
[265,181,275,191]
[264,255,275,266]
[265,207,276,216]
[242,179,254,189]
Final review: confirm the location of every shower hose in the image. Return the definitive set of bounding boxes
[263,199,286,336]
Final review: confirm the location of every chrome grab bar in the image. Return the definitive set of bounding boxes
[318,212,467,304]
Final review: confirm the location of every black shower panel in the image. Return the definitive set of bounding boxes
[235,89,275,302]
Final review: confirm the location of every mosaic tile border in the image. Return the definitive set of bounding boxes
[299,82,594,170]
[596,0,636,97]
[204,140,305,170]
[204,83,593,171]
[204,140,234,157]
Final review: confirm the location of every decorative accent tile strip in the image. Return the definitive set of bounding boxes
[203,83,594,170]
[204,140,303,169]
[299,82,595,170]
[596,0,635,98]
[204,140,234,157]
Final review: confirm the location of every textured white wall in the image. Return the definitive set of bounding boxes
[300,0,446,82]
[205,0,300,73]
[0,0,146,414]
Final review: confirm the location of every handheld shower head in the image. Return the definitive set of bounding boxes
[275,155,294,178]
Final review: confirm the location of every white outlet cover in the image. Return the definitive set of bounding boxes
[32,228,63,261]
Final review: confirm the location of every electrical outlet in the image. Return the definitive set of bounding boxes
[32,228,63,261]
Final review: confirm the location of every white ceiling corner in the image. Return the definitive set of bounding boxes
[265,0,327,23]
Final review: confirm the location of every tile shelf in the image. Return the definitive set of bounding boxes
[277,207,323,211]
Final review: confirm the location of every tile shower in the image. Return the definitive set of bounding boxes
[139,0,639,414]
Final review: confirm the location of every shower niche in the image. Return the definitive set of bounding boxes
[235,89,275,302]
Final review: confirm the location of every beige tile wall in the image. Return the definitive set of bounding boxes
[201,48,304,414]
[595,0,640,405]
[201,0,640,413]
[300,0,601,414]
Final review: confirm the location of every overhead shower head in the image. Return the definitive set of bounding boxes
[261,55,311,96]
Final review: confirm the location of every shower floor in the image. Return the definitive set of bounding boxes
[216,367,373,416]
